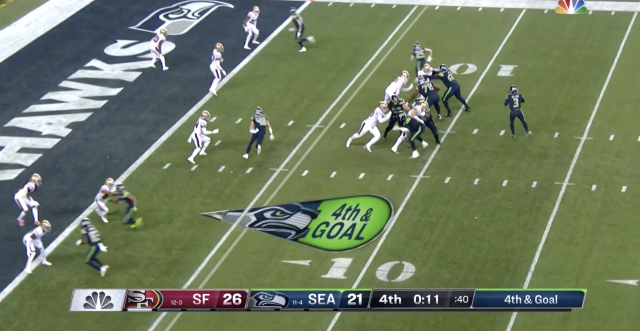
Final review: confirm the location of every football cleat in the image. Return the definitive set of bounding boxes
[346,138,352,148]
[187,157,196,164]
[363,145,372,153]
[307,36,316,44]
[41,260,52,266]
[299,47,307,52]
[242,154,249,159]
[411,151,420,159]
[257,145,262,155]
[422,141,429,149]
[100,265,109,277]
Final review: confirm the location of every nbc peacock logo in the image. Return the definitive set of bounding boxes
[555,0,588,14]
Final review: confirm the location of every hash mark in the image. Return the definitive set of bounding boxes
[209,116,217,123]
[609,134,615,141]
[637,136,640,142]
[387,174,393,181]
[591,184,597,191]
[162,163,171,170]
[215,140,221,146]
[435,6,439,10]
[532,181,537,188]
[554,132,559,138]
[349,3,353,7]
[235,118,242,124]
[444,177,450,184]
[288,121,294,126]
[589,11,593,15]
[302,170,308,176]
[478,7,482,11]
[500,8,504,12]
[371,3,375,7]
[472,128,478,134]
[544,9,548,13]
[622,186,627,193]
[500,130,505,136]
[502,180,508,187]
[328,2,332,6]
[218,166,225,172]
[474,178,479,185]
[190,165,198,171]
[612,11,615,15]
[340,123,346,129]
[358,173,365,179]
[392,4,396,8]
[330,171,336,178]
[246,167,253,174]
[457,6,461,10]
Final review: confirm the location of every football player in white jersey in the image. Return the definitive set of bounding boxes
[384,70,411,103]
[187,110,219,164]
[391,101,430,154]
[23,220,52,273]
[209,43,226,96]
[346,101,391,152]
[94,178,116,223]
[243,6,260,50]
[149,28,169,71]
[14,173,42,227]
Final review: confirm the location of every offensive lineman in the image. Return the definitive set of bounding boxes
[505,85,530,137]
[75,218,109,277]
[410,42,432,76]
[410,64,444,119]
[14,173,42,227]
[383,94,411,140]
[243,107,274,159]
[398,113,427,159]
[346,101,391,152]
[431,64,470,114]
[391,101,430,154]
[187,110,219,164]
[23,220,52,274]
[290,7,315,52]
[209,43,227,96]
[149,28,169,71]
[243,6,261,50]
[95,178,116,223]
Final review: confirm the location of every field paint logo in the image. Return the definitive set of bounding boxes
[202,195,394,252]
[130,0,234,35]
[556,0,587,14]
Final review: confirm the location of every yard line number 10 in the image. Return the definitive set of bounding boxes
[321,258,416,282]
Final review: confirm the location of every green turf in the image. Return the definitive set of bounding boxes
[0,0,49,30]
[1,3,639,331]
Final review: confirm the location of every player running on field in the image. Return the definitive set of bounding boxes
[243,107,274,159]
[243,6,261,50]
[115,184,143,229]
[290,7,315,52]
[75,218,109,277]
[95,178,116,223]
[23,220,52,273]
[14,173,42,226]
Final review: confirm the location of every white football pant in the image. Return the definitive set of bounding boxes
[349,122,381,148]
[23,238,47,271]
[95,199,109,219]
[188,133,211,159]
[209,64,222,93]
[15,197,38,223]
[150,48,167,69]
[245,24,259,47]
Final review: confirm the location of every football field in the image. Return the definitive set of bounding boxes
[1,0,639,331]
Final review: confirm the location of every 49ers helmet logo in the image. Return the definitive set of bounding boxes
[125,290,163,309]
[129,0,234,36]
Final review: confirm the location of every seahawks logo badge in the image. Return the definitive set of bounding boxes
[250,291,289,309]
[130,0,234,35]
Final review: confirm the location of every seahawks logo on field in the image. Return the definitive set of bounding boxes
[250,291,289,308]
[203,204,319,240]
[130,0,234,36]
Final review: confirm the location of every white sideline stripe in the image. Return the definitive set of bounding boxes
[505,13,637,331]
[0,0,95,64]
[0,0,312,306]
[326,8,527,331]
[311,0,640,12]
[155,5,421,331]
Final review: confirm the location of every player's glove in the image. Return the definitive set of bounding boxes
[211,129,219,134]
[132,207,138,212]
[270,134,274,140]
[98,243,108,252]
[222,70,227,76]
[427,55,433,62]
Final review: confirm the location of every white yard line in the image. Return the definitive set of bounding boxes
[154,6,423,331]
[0,0,95,64]
[0,0,311,306]
[504,12,636,331]
[311,0,640,12]
[327,8,527,331]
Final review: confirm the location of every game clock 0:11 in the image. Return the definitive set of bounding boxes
[369,289,475,309]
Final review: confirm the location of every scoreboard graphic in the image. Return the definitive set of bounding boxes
[69,289,586,312]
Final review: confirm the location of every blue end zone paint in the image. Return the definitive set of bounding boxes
[0,0,298,290]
